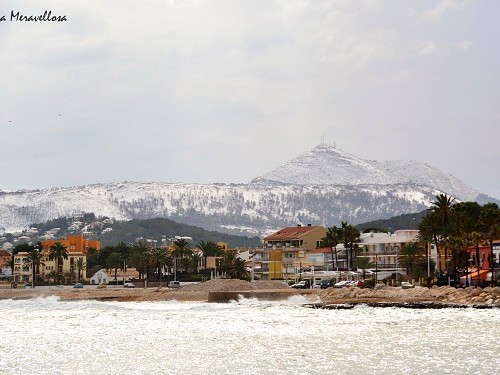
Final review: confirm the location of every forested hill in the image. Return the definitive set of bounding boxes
[98,217,262,247]
[356,210,428,233]
[24,214,262,248]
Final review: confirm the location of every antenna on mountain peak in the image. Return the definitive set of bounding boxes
[320,135,325,145]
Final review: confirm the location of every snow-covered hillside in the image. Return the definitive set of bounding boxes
[0,182,440,235]
[1,144,496,236]
[252,144,480,201]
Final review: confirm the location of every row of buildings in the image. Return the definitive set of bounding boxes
[1,224,499,285]
[252,225,420,282]
[0,236,100,284]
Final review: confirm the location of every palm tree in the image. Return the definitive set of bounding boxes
[106,252,123,285]
[172,238,193,273]
[479,204,500,285]
[353,256,374,279]
[25,247,45,288]
[430,193,455,226]
[469,231,484,286]
[451,202,468,237]
[75,257,86,282]
[8,256,15,284]
[442,235,467,284]
[340,221,360,272]
[322,226,341,269]
[129,241,152,279]
[49,242,68,284]
[397,242,421,281]
[190,252,202,274]
[418,211,444,276]
[219,251,250,280]
[197,240,223,274]
[150,247,170,287]
[233,257,250,281]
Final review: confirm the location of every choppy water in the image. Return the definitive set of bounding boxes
[0,295,498,375]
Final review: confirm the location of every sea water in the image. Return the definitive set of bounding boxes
[0,295,498,375]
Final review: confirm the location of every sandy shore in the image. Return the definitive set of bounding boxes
[0,280,296,303]
[1,281,499,307]
[0,287,211,302]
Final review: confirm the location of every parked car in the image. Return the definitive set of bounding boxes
[333,280,350,288]
[74,283,83,289]
[401,282,415,289]
[123,282,135,288]
[168,281,181,288]
[291,280,310,289]
[320,279,334,289]
[97,282,107,289]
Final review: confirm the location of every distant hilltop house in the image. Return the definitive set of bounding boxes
[12,235,100,284]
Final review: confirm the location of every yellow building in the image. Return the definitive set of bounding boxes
[253,225,327,280]
[203,242,229,269]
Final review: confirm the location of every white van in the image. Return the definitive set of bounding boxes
[168,281,181,288]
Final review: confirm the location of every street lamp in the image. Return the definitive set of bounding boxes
[123,260,126,285]
[466,258,473,287]
[446,259,452,286]
[427,242,431,278]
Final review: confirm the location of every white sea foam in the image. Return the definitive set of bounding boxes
[0,298,498,375]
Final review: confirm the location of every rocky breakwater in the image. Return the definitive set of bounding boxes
[318,285,500,309]
[193,279,315,302]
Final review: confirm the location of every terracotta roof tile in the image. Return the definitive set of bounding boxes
[264,226,320,241]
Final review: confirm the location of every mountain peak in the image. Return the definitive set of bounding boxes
[251,144,479,201]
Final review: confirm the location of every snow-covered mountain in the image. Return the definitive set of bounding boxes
[252,144,480,201]
[0,144,496,236]
[0,182,441,235]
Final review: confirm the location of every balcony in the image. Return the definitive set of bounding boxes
[253,267,270,273]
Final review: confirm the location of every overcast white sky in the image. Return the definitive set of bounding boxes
[1,0,499,198]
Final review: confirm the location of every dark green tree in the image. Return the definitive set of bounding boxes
[49,242,68,283]
[172,238,193,273]
[197,240,223,274]
[353,256,374,279]
[75,257,86,282]
[397,242,422,281]
[219,251,250,280]
[150,247,170,286]
[430,193,455,226]
[479,203,500,285]
[106,252,123,284]
[26,245,45,288]
[190,252,202,274]
[418,211,444,275]
[322,225,341,270]
[340,221,360,271]
[129,241,152,279]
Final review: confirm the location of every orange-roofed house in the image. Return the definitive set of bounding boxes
[13,235,100,284]
[41,235,100,282]
[252,224,326,280]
